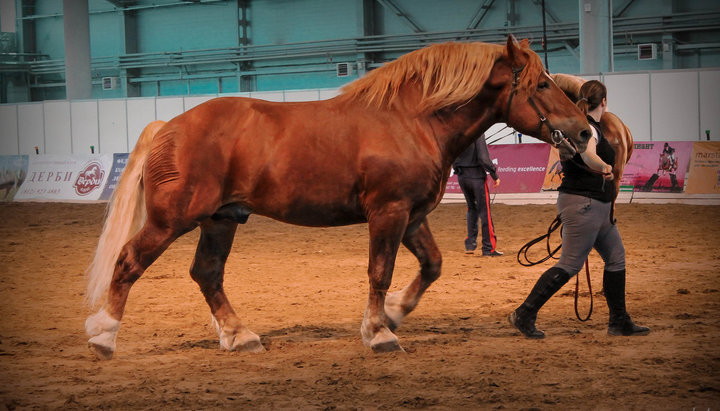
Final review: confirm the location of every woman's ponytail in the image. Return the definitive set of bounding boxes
[577,81,606,114]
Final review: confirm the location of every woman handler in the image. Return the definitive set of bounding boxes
[508,80,649,338]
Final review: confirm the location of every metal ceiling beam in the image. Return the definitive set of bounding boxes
[466,0,495,30]
[530,0,579,58]
[375,0,424,33]
[613,0,636,18]
[104,0,137,8]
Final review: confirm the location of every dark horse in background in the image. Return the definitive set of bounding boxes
[85,36,591,360]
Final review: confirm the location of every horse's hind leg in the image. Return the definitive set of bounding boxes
[384,217,442,330]
[190,219,264,353]
[86,222,182,360]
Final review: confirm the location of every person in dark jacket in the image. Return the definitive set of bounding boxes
[453,135,503,256]
[508,80,649,339]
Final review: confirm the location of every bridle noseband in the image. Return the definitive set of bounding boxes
[505,64,577,157]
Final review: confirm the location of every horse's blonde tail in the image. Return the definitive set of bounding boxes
[85,120,166,308]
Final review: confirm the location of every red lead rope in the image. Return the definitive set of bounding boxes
[574,259,594,321]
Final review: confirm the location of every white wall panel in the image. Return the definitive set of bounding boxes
[156,97,183,121]
[70,101,99,155]
[651,71,699,141]
[184,95,215,111]
[699,70,720,141]
[250,91,284,102]
[319,89,341,100]
[18,104,44,154]
[0,105,19,155]
[284,90,320,102]
[5,69,717,154]
[99,100,128,154]
[43,101,71,154]
[604,73,651,141]
[127,98,156,151]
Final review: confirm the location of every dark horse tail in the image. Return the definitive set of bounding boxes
[85,120,166,308]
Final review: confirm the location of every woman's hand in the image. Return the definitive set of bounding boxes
[603,164,614,181]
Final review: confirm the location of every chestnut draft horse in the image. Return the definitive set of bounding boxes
[551,73,634,198]
[85,36,591,360]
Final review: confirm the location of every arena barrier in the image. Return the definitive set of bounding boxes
[1,142,718,204]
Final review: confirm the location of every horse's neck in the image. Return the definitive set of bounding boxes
[429,102,498,164]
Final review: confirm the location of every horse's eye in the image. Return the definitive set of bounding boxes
[538,81,550,90]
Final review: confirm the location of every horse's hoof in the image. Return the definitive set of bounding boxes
[371,339,405,353]
[368,328,404,353]
[220,329,265,353]
[234,339,265,353]
[88,338,114,360]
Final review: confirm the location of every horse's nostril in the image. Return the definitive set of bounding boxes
[580,129,592,142]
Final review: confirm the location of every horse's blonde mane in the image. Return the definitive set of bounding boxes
[340,42,508,112]
[550,73,586,101]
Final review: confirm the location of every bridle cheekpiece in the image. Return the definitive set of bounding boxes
[505,64,577,158]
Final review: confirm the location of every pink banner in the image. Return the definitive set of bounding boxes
[446,143,551,194]
[620,141,693,192]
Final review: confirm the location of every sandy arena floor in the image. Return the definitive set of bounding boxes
[0,201,718,409]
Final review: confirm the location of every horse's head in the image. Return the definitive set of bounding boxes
[496,36,591,160]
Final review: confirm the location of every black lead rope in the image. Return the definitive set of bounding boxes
[516,215,563,267]
[517,215,594,321]
[575,260,594,322]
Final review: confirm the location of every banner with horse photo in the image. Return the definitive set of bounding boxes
[0,155,29,202]
[620,141,694,193]
[684,141,720,194]
[542,147,563,191]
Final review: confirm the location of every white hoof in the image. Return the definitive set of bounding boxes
[88,332,117,360]
[85,309,120,360]
[369,328,404,353]
[213,316,265,353]
[361,321,404,353]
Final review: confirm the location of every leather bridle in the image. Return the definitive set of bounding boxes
[504,64,578,158]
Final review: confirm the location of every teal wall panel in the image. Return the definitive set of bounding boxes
[136,3,239,53]
[252,0,358,44]
[6,0,720,103]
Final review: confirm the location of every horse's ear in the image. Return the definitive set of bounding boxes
[519,38,530,48]
[505,35,526,67]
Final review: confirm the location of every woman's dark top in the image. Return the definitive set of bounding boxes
[558,116,616,203]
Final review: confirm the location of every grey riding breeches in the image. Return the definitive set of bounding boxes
[553,192,626,276]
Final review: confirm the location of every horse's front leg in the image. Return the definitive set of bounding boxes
[384,217,442,331]
[361,207,409,353]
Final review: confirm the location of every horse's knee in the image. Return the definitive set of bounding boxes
[421,254,442,282]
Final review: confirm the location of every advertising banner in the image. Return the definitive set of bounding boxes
[489,143,551,193]
[0,155,29,202]
[621,141,693,192]
[685,141,720,194]
[14,154,114,201]
[446,143,551,194]
[100,153,130,201]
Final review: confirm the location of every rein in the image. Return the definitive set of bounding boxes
[516,215,594,322]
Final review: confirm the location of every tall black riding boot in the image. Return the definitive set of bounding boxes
[603,269,650,336]
[508,267,570,339]
[670,174,681,192]
[642,173,659,191]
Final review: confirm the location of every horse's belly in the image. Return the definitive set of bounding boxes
[255,201,366,227]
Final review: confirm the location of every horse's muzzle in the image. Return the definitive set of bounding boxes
[551,130,577,160]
